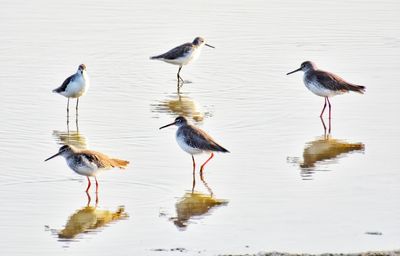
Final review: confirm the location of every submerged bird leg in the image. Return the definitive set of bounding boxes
[95,190,99,206]
[86,191,91,206]
[327,97,332,119]
[95,177,99,194]
[200,152,214,177]
[320,97,327,118]
[191,155,196,193]
[200,174,214,197]
[67,98,70,118]
[85,177,91,192]
[177,66,184,84]
[320,116,327,136]
[75,117,79,132]
[328,116,332,135]
[76,98,79,114]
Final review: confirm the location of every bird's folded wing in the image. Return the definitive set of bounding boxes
[314,70,351,92]
[182,126,225,152]
[53,74,76,93]
[157,43,193,60]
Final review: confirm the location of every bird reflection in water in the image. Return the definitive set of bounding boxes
[57,192,128,240]
[152,91,206,123]
[170,172,228,230]
[53,118,87,149]
[299,117,365,179]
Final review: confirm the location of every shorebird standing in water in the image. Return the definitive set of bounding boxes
[159,116,229,176]
[45,145,129,192]
[53,64,90,116]
[287,61,365,119]
[150,37,215,85]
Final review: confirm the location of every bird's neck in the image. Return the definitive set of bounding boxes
[304,68,316,75]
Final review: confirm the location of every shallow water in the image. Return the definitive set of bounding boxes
[1,0,400,255]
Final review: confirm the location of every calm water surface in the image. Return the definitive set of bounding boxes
[1,0,400,255]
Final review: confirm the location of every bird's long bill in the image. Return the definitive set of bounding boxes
[159,122,176,130]
[44,152,61,161]
[205,43,215,48]
[286,67,302,75]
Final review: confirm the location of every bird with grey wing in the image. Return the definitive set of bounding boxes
[287,61,365,119]
[52,64,90,117]
[150,37,215,86]
[160,116,229,177]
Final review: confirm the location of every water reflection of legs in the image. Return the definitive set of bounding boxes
[66,98,80,132]
[86,191,91,206]
[200,173,213,197]
[85,190,99,207]
[320,116,332,137]
[191,156,196,193]
[177,66,184,84]
[66,98,70,126]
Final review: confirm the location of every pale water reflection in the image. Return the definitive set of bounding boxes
[152,91,207,122]
[57,193,128,241]
[52,130,88,149]
[170,175,228,230]
[296,118,365,179]
[1,0,400,254]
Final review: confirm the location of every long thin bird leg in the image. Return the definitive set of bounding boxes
[76,98,79,116]
[191,155,196,193]
[76,117,79,132]
[95,177,99,194]
[67,98,70,115]
[200,174,214,197]
[67,98,70,125]
[327,97,332,120]
[177,66,184,85]
[200,152,214,178]
[328,114,332,134]
[95,189,99,206]
[85,177,91,192]
[86,191,91,206]
[320,116,327,137]
[320,97,327,118]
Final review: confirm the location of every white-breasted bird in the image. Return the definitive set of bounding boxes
[45,145,129,192]
[53,64,90,115]
[150,37,215,84]
[287,61,365,119]
[159,116,229,176]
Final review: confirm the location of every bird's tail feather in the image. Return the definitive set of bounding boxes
[150,55,161,60]
[348,84,366,94]
[215,144,230,153]
[111,158,130,169]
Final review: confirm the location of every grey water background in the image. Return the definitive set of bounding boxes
[0,0,399,255]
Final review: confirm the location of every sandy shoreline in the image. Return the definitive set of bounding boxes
[220,250,400,256]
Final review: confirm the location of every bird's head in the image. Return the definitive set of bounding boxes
[159,116,188,129]
[45,145,74,161]
[78,64,87,73]
[193,37,215,49]
[287,61,317,75]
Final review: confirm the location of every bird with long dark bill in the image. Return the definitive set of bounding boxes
[45,145,129,192]
[159,116,229,176]
[150,37,215,84]
[287,61,365,119]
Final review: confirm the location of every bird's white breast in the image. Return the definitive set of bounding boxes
[176,131,203,155]
[66,156,98,177]
[303,76,343,97]
[61,72,90,98]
